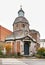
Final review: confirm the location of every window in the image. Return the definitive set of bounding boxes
[22,24,25,27]
[16,24,18,27]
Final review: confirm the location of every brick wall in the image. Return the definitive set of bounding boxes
[0,25,12,41]
[16,41,20,53]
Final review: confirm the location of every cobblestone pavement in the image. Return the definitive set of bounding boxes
[0,58,45,65]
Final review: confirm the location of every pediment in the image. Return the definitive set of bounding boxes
[24,36,31,40]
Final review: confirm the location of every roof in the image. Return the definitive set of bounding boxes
[0,25,12,33]
[18,8,24,14]
[0,25,12,41]
[30,29,40,36]
[5,34,15,41]
[13,16,29,25]
[5,34,36,43]
[30,29,39,33]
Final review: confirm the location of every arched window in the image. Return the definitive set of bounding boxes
[22,24,25,27]
[16,24,18,27]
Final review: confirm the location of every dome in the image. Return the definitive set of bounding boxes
[13,16,29,24]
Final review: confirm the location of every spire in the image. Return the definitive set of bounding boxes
[18,5,25,17]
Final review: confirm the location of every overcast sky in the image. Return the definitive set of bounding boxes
[0,0,45,39]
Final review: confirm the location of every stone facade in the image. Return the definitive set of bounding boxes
[29,30,40,43]
[5,7,40,56]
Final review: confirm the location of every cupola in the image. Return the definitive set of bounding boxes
[18,5,25,17]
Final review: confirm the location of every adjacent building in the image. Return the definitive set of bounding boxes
[40,39,45,48]
[0,25,12,50]
[0,25,12,41]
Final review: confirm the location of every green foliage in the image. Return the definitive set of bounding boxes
[0,50,3,55]
[0,53,22,58]
[36,47,45,58]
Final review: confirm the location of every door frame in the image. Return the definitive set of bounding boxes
[24,41,30,55]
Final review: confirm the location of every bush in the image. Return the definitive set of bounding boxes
[0,50,3,55]
[43,52,45,56]
[5,44,11,54]
[35,54,41,58]
[36,47,45,58]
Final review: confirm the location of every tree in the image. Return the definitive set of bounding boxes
[5,44,11,54]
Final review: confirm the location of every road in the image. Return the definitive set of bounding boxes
[0,58,45,65]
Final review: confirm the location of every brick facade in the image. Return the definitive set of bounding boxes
[0,25,12,41]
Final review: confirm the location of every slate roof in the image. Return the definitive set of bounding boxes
[5,34,36,43]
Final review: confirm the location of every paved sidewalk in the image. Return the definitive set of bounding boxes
[0,58,45,65]
[0,59,2,65]
[2,58,27,65]
[19,59,45,65]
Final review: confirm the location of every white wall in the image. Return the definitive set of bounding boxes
[30,42,36,55]
[40,41,45,48]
